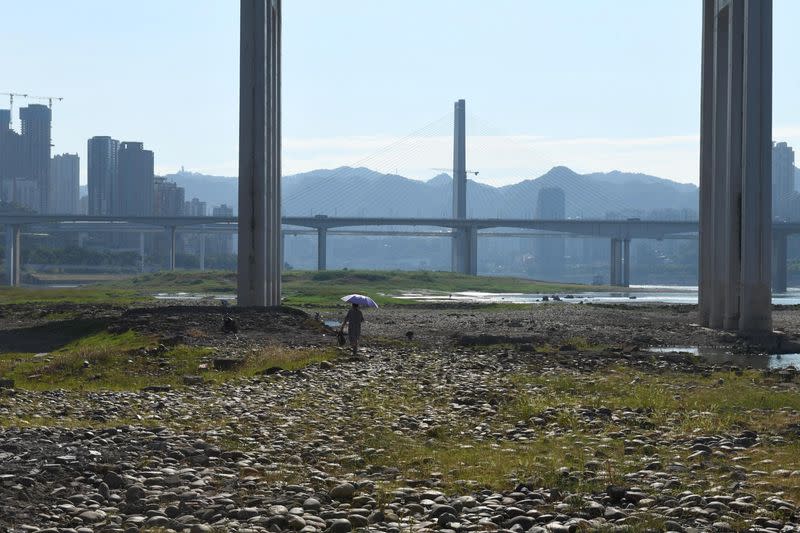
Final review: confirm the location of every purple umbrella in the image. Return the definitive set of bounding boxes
[341,294,379,308]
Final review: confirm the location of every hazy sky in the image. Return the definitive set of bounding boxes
[4,1,800,186]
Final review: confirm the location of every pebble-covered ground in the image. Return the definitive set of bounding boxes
[1,302,800,532]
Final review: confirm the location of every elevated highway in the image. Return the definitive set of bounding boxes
[1,214,792,291]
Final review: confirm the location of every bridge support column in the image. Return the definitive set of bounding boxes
[139,232,145,273]
[699,0,714,326]
[609,238,622,286]
[167,226,177,271]
[5,224,21,287]
[317,227,327,271]
[699,0,772,333]
[199,234,206,272]
[772,233,787,293]
[622,239,631,287]
[467,226,478,276]
[238,0,282,306]
[281,231,285,272]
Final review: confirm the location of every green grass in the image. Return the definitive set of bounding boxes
[280,269,599,307]
[0,269,601,307]
[505,366,800,435]
[343,364,800,502]
[105,270,237,293]
[0,329,338,391]
[0,286,141,305]
[359,429,639,495]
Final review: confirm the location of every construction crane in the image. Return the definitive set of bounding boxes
[430,167,480,176]
[0,92,29,129]
[1,93,63,130]
[26,94,64,109]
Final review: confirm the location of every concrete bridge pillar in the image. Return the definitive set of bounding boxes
[4,224,21,287]
[238,0,282,306]
[699,0,772,333]
[773,233,787,293]
[139,232,145,273]
[467,226,478,276]
[281,231,286,272]
[622,238,631,287]
[609,238,622,286]
[199,234,206,272]
[168,226,177,271]
[317,227,327,271]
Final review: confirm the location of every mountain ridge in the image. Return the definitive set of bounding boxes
[158,166,699,219]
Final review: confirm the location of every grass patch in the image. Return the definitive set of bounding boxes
[0,269,601,306]
[505,367,800,435]
[205,344,340,382]
[109,270,236,293]
[281,269,600,307]
[0,328,338,391]
[0,286,140,305]
[362,430,632,495]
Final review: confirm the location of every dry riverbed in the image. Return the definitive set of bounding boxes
[1,302,800,532]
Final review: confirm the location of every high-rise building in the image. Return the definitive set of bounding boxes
[117,142,154,216]
[185,197,207,217]
[535,187,566,279]
[772,141,795,220]
[19,104,52,212]
[0,179,39,212]
[87,136,119,215]
[210,204,235,255]
[49,153,80,214]
[0,105,51,211]
[154,176,185,216]
[0,110,23,204]
[0,110,18,179]
[213,204,233,217]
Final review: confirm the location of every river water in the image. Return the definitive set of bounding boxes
[647,346,800,370]
[393,286,800,306]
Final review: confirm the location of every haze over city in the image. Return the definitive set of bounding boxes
[4,0,800,185]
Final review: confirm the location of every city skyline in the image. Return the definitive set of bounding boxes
[4,1,800,186]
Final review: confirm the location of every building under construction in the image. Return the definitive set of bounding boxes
[0,104,53,213]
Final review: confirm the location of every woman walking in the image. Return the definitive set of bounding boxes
[341,303,364,356]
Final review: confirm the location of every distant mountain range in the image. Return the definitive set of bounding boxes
[161,166,699,219]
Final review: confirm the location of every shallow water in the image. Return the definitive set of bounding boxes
[153,292,235,301]
[396,286,800,306]
[647,346,800,370]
